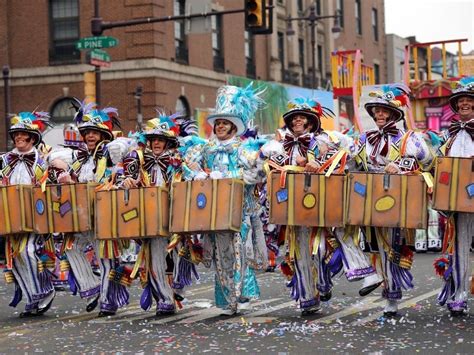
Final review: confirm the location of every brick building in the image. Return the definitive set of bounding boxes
[0,0,386,150]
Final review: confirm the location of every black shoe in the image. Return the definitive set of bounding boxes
[383,311,397,317]
[174,293,184,302]
[37,291,55,315]
[450,309,465,317]
[265,266,276,273]
[98,310,116,317]
[359,281,383,297]
[301,305,321,316]
[320,291,332,302]
[156,309,176,316]
[19,310,41,318]
[86,295,100,313]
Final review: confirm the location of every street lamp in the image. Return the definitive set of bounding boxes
[286,4,341,91]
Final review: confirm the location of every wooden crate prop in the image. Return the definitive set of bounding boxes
[346,173,428,229]
[432,157,474,213]
[170,179,244,234]
[95,186,169,240]
[268,171,346,227]
[32,183,96,234]
[0,185,33,235]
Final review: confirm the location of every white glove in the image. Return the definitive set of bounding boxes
[260,140,285,158]
[209,171,224,180]
[47,147,74,165]
[243,169,259,184]
[194,171,208,180]
[107,138,136,164]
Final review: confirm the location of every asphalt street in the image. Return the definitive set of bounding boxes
[0,253,472,354]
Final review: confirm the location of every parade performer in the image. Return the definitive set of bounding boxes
[434,76,474,316]
[356,84,434,316]
[117,112,193,315]
[1,111,55,317]
[52,100,125,316]
[183,84,267,315]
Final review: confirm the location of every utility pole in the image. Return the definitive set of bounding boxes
[286,5,341,92]
[89,0,273,104]
[2,65,11,151]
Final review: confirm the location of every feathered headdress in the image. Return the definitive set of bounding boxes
[283,97,335,133]
[365,83,411,122]
[143,110,185,148]
[9,111,52,146]
[207,83,266,136]
[448,76,474,113]
[71,98,121,141]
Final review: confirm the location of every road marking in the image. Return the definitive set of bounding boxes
[220,300,296,323]
[351,289,439,325]
[176,298,282,324]
[312,296,381,324]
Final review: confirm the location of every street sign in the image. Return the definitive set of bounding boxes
[90,58,111,68]
[76,36,119,50]
[90,49,111,62]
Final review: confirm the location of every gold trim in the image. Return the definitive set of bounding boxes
[71,184,79,232]
[363,174,373,226]
[449,158,459,210]
[287,174,294,225]
[158,187,163,235]
[211,179,218,230]
[400,175,407,228]
[318,175,325,227]
[111,191,117,238]
[46,187,54,233]
[140,188,145,236]
[184,181,191,232]
[2,188,11,234]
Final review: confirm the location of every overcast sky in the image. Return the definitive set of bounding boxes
[384,0,474,54]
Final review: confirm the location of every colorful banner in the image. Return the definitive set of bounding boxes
[194,76,335,137]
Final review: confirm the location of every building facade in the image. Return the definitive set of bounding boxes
[0,0,387,149]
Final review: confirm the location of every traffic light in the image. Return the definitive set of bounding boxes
[245,0,266,32]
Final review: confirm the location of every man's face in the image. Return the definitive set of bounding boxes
[13,131,34,152]
[373,107,392,128]
[291,114,313,136]
[150,137,167,155]
[214,119,236,141]
[456,96,474,121]
[84,129,102,151]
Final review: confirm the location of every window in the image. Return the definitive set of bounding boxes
[374,63,380,84]
[49,0,80,64]
[245,32,256,78]
[355,0,362,35]
[175,96,190,118]
[50,97,77,124]
[315,0,321,16]
[212,14,224,72]
[317,44,323,75]
[174,0,188,63]
[299,39,305,73]
[297,0,303,13]
[278,31,285,68]
[372,8,378,42]
[336,0,344,28]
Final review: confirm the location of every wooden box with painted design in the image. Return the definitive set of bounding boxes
[432,157,473,213]
[95,186,169,239]
[268,171,346,227]
[32,183,96,234]
[346,173,428,229]
[170,179,244,234]
[0,185,34,235]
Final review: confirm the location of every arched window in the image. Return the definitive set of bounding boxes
[175,96,191,117]
[42,97,76,146]
[51,97,76,124]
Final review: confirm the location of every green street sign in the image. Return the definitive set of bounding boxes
[76,36,119,50]
[90,49,111,62]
